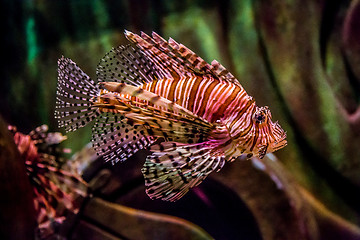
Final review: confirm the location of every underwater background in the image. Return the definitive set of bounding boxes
[1,0,360,239]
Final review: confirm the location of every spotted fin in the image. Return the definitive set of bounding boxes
[142,142,225,201]
[125,30,241,87]
[91,112,155,164]
[96,44,160,86]
[55,57,100,132]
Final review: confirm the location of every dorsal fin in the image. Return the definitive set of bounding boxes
[123,30,189,79]
[210,59,238,84]
[96,44,160,86]
[140,31,194,78]
[124,30,242,87]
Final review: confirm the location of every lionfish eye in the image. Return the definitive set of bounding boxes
[103,98,110,104]
[254,112,266,124]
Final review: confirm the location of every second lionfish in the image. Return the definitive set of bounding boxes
[55,30,287,201]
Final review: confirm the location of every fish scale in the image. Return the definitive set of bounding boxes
[55,30,287,201]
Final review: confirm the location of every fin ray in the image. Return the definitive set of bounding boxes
[55,57,99,132]
[91,113,155,164]
[97,44,161,86]
[125,30,242,87]
[142,142,225,201]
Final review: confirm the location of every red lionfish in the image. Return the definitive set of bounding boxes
[9,125,88,238]
[55,30,287,201]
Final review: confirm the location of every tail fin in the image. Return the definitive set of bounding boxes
[55,57,100,132]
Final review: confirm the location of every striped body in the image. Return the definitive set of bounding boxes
[97,76,248,123]
[55,30,287,201]
[141,76,246,123]
[97,75,285,160]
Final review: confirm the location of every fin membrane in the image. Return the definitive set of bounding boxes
[125,30,241,87]
[142,142,225,201]
[125,31,191,78]
[91,112,155,164]
[55,57,99,132]
[97,44,161,86]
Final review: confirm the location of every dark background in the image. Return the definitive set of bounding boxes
[1,0,360,239]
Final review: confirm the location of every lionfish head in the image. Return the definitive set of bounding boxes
[235,106,287,158]
[248,106,287,158]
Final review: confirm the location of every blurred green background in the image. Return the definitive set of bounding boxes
[1,0,360,238]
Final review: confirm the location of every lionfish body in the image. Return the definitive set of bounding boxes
[56,30,287,201]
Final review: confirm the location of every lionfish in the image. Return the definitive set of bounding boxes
[9,125,88,238]
[55,30,287,201]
